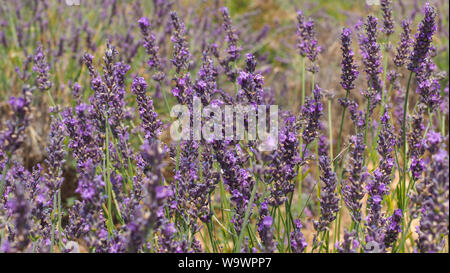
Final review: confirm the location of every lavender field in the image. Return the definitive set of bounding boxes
[0,0,448,254]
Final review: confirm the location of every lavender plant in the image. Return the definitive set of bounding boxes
[0,0,448,254]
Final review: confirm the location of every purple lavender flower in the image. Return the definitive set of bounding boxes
[33,45,52,91]
[125,140,169,252]
[336,230,359,253]
[131,77,163,141]
[138,17,165,82]
[416,141,449,252]
[6,182,31,252]
[342,132,367,223]
[257,202,276,253]
[195,50,219,105]
[394,20,412,67]
[408,112,426,180]
[296,10,307,58]
[83,42,129,134]
[416,58,441,111]
[380,0,394,36]
[0,85,33,156]
[365,110,395,246]
[215,144,256,234]
[340,28,359,91]
[384,209,402,249]
[171,73,195,106]
[62,103,102,169]
[170,11,190,73]
[266,115,300,207]
[290,219,307,253]
[296,11,322,73]
[408,3,436,73]
[300,84,323,145]
[314,155,339,232]
[317,135,329,157]
[170,140,200,226]
[221,7,241,63]
[44,117,66,196]
[236,54,264,105]
[358,16,383,94]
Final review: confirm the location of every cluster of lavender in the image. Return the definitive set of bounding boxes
[0,0,448,254]
[296,10,322,73]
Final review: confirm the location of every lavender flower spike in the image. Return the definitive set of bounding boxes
[170,11,190,73]
[301,84,323,146]
[33,45,53,91]
[138,17,165,82]
[384,209,402,249]
[342,132,367,223]
[290,219,307,253]
[221,7,241,63]
[257,202,276,253]
[394,20,412,68]
[416,134,449,253]
[340,28,359,91]
[359,15,383,94]
[408,3,436,73]
[380,0,394,36]
[131,76,163,141]
[314,155,339,232]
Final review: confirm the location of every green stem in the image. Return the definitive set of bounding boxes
[298,56,307,213]
[301,57,306,106]
[362,96,371,167]
[379,38,389,116]
[50,192,57,253]
[335,90,350,169]
[328,99,334,168]
[401,72,413,210]
[104,118,114,235]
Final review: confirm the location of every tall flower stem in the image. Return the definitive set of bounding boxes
[335,90,349,169]
[328,99,334,168]
[50,193,57,253]
[400,72,413,210]
[379,38,390,117]
[362,97,371,167]
[104,117,114,235]
[301,57,306,106]
[298,56,306,214]
[311,74,321,216]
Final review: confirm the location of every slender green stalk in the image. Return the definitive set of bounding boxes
[104,117,114,235]
[298,56,307,213]
[362,96,371,167]
[335,90,350,169]
[301,57,306,106]
[50,193,57,253]
[379,38,390,117]
[401,72,414,210]
[57,190,63,248]
[328,99,334,168]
